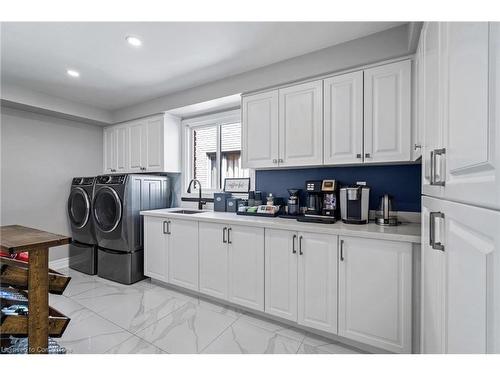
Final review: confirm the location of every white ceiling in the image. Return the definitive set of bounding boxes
[1,22,404,111]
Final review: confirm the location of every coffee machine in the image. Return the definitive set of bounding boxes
[340,184,370,224]
[297,180,338,224]
[286,189,301,216]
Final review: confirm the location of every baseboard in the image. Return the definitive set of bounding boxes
[49,257,69,270]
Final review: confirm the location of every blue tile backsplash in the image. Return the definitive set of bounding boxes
[255,163,422,212]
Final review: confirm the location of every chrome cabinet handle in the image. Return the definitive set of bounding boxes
[227,227,232,244]
[414,144,422,150]
[223,227,227,243]
[430,148,446,186]
[278,158,284,163]
[356,153,362,159]
[365,153,371,158]
[429,212,445,251]
[292,234,297,254]
[299,235,303,255]
[272,159,277,164]
[163,221,168,234]
[166,220,171,235]
[340,239,345,261]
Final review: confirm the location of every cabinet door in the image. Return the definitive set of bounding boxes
[364,60,411,163]
[338,236,412,353]
[422,196,500,354]
[145,117,164,172]
[114,126,128,173]
[441,22,500,210]
[128,121,146,172]
[168,219,199,291]
[264,229,298,322]
[242,90,279,168]
[422,22,446,198]
[323,71,363,165]
[103,127,116,173]
[199,222,228,300]
[413,35,424,161]
[227,225,264,311]
[297,232,338,334]
[279,80,323,166]
[143,216,168,282]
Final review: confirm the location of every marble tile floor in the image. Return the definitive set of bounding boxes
[48,267,364,354]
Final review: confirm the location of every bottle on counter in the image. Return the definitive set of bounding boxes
[266,193,274,206]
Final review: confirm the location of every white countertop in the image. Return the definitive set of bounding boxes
[140,208,421,243]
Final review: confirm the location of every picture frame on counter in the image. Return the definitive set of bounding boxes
[223,177,250,193]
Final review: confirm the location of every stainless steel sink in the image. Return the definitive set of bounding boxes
[170,209,204,215]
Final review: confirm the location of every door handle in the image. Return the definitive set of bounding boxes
[414,144,422,150]
[166,220,171,235]
[223,227,227,243]
[227,227,232,244]
[340,239,345,261]
[365,153,371,158]
[429,212,445,251]
[292,234,297,254]
[356,153,362,159]
[163,221,168,234]
[272,159,277,164]
[278,158,284,163]
[299,235,303,255]
[430,148,446,186]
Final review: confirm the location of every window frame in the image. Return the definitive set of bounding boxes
[182,109,243,199]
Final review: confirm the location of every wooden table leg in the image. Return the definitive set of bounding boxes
[28,247,49,354]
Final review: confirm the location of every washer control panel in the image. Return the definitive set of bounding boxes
[96,174,126,185]
[72,177,95,186]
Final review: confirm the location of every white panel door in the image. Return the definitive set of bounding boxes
[413,34,424,161]
[168,219,199,291]
[323,71,364,165]
[199,222,228,300]
[103,127,116,173]
[145,117,164,172]
[421,22,446,198]
[227,225,265,311]
[279,80,323,167]
[422,196,500,354]
[241,90,279,168]
[441,22,500,210]
[338,236,412,353]
[297,232,338,333]
[128,121,146,172]
[264,229,298,322]
[114,126,128,173]
[143,216,168,282]
[364,60,411,163]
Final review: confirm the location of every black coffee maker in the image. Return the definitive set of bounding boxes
[297,180,337,224]
[304,180,323,215]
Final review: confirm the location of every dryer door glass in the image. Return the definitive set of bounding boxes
[68,187,90,229]
[93,187,122,233]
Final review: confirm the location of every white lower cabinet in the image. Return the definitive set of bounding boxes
[338,236,412,353]
[198,222,265,311]
[144,216,168,282]
[227,225,265,310]
[167,219,199,291]
[264,229,298,321]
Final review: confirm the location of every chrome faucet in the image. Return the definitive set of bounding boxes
[187,179,206,210]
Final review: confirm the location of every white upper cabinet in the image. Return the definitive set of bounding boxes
[227,225,265,311]
[242,90,279,168]
[338,236,412,353]
[297,232,338,334]
[364,60,412,163]
[265,228,298,322]
[323,71,364,165]
[422,196,500,353]
[412,36,424,161]
[103,127,116,173]
[103,113,181,174]
[279,80,323,166]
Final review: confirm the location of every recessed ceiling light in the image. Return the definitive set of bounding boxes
[126,35,142,47]
[66,69,80,78]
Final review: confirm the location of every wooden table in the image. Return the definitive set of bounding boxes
[0,225,70,354]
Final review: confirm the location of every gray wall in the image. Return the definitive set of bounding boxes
[113,23,415,122]
[1,107,103,261]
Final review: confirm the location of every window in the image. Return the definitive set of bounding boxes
[184,110,249,195]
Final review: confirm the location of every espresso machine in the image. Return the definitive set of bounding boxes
[297,180,338,224]
[340,183,370,224]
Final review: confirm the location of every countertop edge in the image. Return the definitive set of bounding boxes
[141,210,421,244]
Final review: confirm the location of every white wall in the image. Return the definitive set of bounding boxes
[0,106,103,261]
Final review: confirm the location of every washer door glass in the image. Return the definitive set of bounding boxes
[68,187,90,229]
[93,187,122,233]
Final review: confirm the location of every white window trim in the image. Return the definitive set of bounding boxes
[181,109,245,199]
